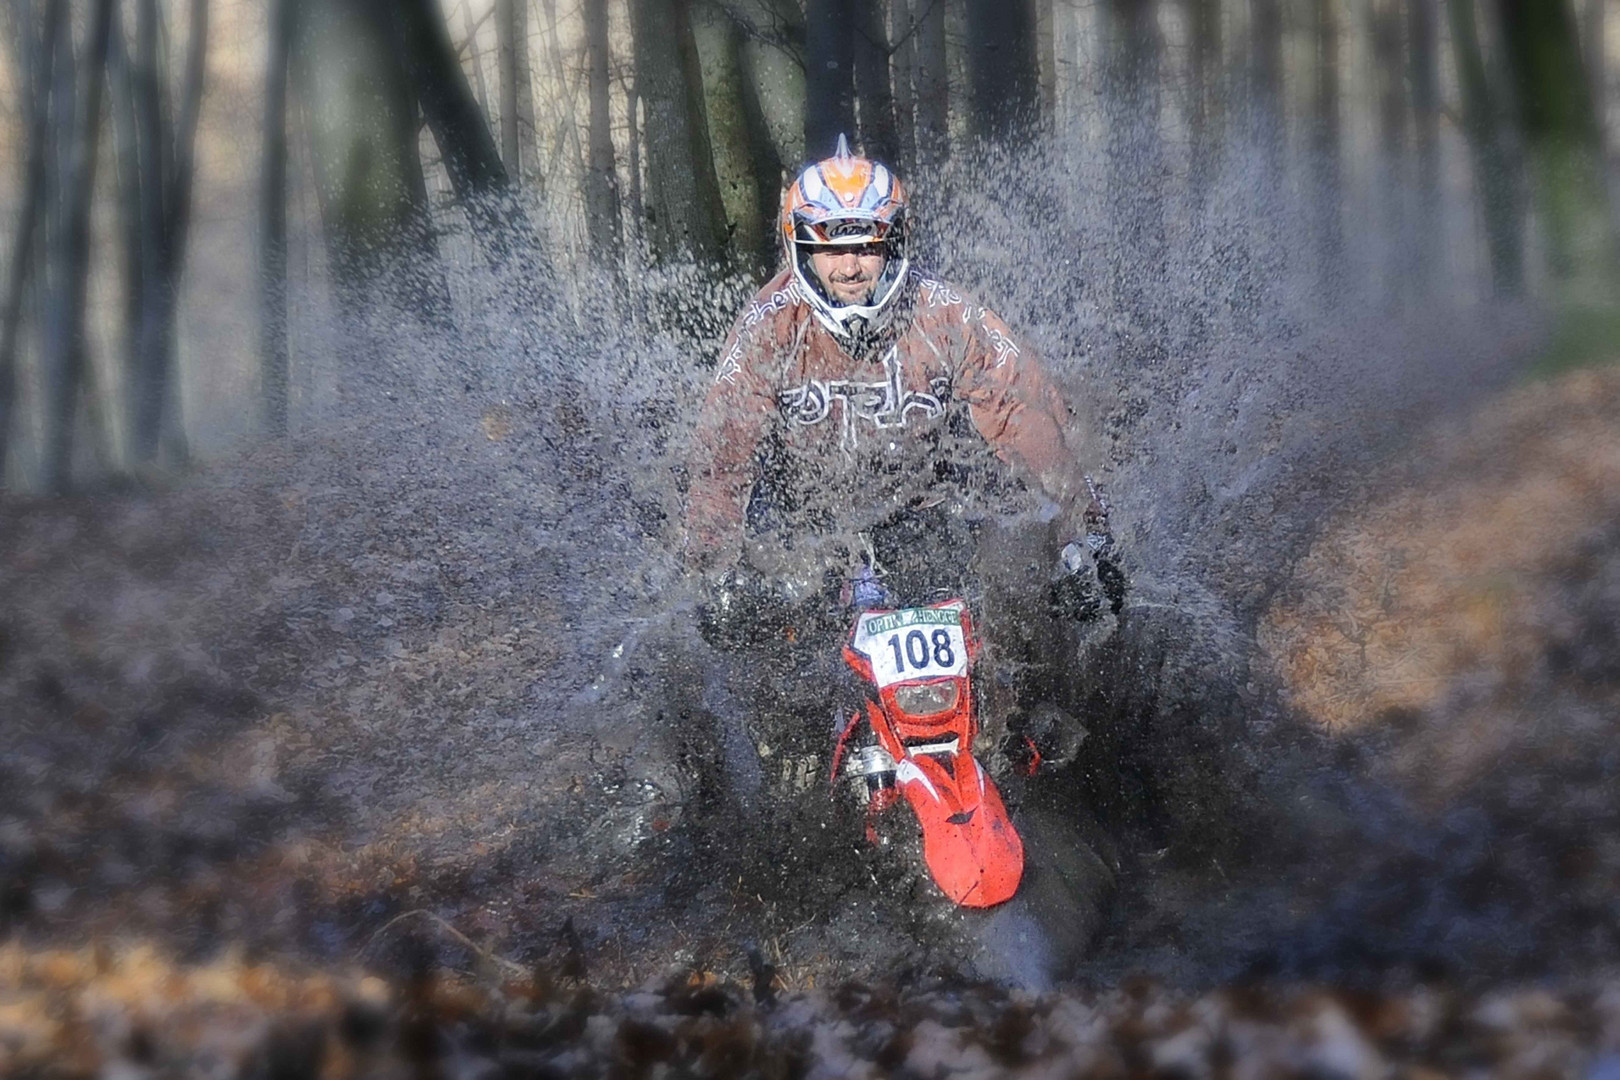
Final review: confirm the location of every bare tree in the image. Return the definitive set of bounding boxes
[393,0,548,286]
[626,72,644,246]
[853,0,898,161]
[1370,0,1409,302]
[913,0,949,165]
[0,0,65,484]
[890,0,917,171]
[730,13,788,273]
[1409,0,1441,291]
[1182,0,1224,351]
[42,0,114,492]
[261,0,295,436]
[1036,0,1056,117]
[1496,0,1617,282]
[294,0,451,324]
[1447,0,1525,294]
[1104,0,1167,346]
[1583,0,1606,143]
[395,0,512,203]
[495,0,537,185]
[1251,0,1283,179]
[965,0,1040,139]
[630,0,731,264]
[460,0,493,117]
[117,0,208,467]
[1312,0,1344,293]
[1184,0,1223,197]
[584,0,623,269]
[497,0,522,176]
[538,0,584,203]
[805,0,856,158]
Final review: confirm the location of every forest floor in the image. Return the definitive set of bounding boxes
[3,361,1620,1077]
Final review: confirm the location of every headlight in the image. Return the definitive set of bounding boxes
[893,681,959,716]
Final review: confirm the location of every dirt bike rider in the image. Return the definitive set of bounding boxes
[684,136,1126,775]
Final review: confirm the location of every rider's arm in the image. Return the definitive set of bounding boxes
[684,319,780,572]
[951,305,1094,531]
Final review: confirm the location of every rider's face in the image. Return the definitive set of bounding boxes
[809,244,887,305]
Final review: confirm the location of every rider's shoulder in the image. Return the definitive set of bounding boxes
[904,270,1001,324]
[732,269,807,325]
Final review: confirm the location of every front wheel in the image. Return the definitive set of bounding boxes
[965,804,1116,991]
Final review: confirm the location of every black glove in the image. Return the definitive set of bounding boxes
[1050,532,1128,622]
[697,566,782,648]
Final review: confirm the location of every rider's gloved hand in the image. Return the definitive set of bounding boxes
[697,564,785,648]
[697,565,748,646]
[1050,494,1128,622]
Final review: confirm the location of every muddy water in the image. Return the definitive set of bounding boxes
[1,133,1591,1004]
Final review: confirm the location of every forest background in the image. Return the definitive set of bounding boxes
[0,0,1615,494]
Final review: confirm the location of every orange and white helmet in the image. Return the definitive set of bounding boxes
[781,135,910,344]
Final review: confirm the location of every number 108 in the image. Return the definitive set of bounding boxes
[887,628,956,672]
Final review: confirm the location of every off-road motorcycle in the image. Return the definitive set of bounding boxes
[831,576,1025,908]
[697,524,1121,984]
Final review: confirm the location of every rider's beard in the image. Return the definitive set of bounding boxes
[829,273,877,306]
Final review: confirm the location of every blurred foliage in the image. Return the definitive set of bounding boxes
[1531,303,1620,378]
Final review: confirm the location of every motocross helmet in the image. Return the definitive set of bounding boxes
[781,134,910,346]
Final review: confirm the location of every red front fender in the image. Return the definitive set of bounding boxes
[895,752,1024,907]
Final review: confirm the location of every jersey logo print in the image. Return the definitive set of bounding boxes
[917,273,1016,367]
[716,280,804,385]
[984,324,1019,368]
[778,347,945,452]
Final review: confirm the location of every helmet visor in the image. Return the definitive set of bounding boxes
[791,213,896,245]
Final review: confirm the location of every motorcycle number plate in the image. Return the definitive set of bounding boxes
[851,603,969,689]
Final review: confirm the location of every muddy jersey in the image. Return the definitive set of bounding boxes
[686,267,1090,562]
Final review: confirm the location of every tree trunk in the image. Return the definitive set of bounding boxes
[1312,0,1344,294]
[394,0,510,201]
[493,0,538,188]
[735,19,788,274]
[1496,0,1616,282]
[1446,0,1525,294]
[1108,0,1159,111]
[1183,0,1223,352]
[540,0,583,199]
[513,0,537,187]
[629,0,730,264]
[1370,0,1408,302]
[584,0,623,269]
[626,74,644,248]
[1185,0,1223,196]
[914,0,949,165]
[805,0,856,159]
[497,0,521,177]
[392,0,548,286]
[1105,0,1166,350]
[43,0,113,493]
[1251,0,1283,177]
[1037,0,1056,118]
[262,0,294,436]
[1585,0,1606,141]
[891,0,917,172]
[1409,0,1440,292]
[108,10,145,460]
[460,0,491,118]
[0,0,64,484]
[965,0,1040,140]
[853,0,899,162]
[124,0,206,467]
[693,2,766,272]
[128,0,167,465]
[293,0,451,323]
